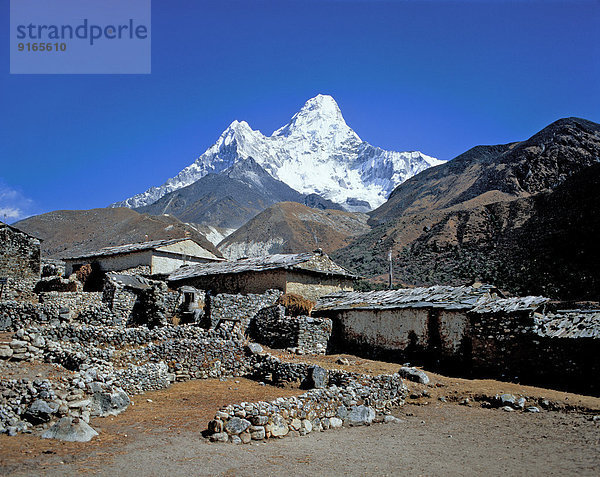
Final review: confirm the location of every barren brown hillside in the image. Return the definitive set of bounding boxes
[218,201,370,259]
[14,208,222,259]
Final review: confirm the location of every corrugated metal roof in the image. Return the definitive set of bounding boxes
[314,285,505,312]
[168,251,356,281]
[534,310,600,339]
[63,238,213,261]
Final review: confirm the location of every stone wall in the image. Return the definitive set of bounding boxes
[0,278,39,303]
[209,289,282,331]
[284,271,354,302]
[164,291,180,317]
[0,224,40,303]
[468,311,600,394]
[249,305,332,355]
[39,292,103,320]
[177,270,288,296]
[207,365,408,444]
[0,300,64,331]
[102,282,138,324]
[146,338,254,381]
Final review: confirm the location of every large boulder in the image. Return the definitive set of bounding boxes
[23,399,58,424]
[398,367,430,385]
[42,417,98,442]
[89,388,130,417]
[305,366,328,389]
[345,405,375,426]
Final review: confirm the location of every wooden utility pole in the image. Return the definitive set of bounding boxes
[388,249,393,289]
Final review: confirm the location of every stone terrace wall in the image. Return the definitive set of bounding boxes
[39,292,103,320]
[209,289,282,331]
[207,369,408,444]
[0,300,64,331]
[146,338,254,381]
[249,305,332,355]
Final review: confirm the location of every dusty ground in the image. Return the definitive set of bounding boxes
[1,352,599,476]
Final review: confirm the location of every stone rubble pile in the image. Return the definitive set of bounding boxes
[0,362,131,439]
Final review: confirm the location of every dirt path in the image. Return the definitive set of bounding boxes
[3,401,599,476]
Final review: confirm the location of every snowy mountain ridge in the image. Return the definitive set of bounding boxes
[111,94,444,211]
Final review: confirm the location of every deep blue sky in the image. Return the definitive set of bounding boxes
[1,0,599,222]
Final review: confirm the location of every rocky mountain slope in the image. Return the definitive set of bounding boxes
[218,202,370,259]
[333,117,600,300]
[111,94,442,212]
[14,208,222,259]
[369,117,600,225]
[134,158,309,229]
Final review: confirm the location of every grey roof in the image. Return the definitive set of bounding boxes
[106,272,153,290]
[169,251,356,281]
[534,310,600,339]
[314,285,503,312]
[63,238,199,261]
[471,296,549,314]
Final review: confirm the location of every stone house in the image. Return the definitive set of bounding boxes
[0,221,41,301]
[312,285,547,362]
[168,250,356,301]
[63,238,223,278]
[313,286,600,393]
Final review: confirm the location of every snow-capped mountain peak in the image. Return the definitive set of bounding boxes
[273,94,360,143]
[111,95,444,211]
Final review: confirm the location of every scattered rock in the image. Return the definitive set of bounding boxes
[89,388,130,417]
[246,343,263,355]
[398,367,430,385]
[23,399,57,424]
[42,417,98,442]
[383,415,404,424]
[345,405,375,426]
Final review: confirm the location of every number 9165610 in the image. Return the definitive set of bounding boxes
[18,42,67,52]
